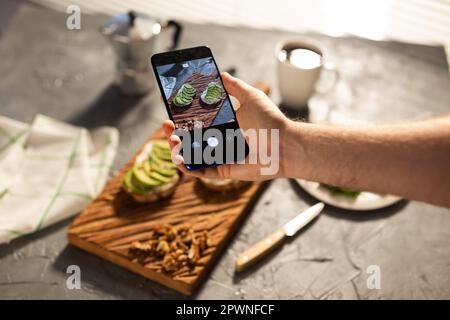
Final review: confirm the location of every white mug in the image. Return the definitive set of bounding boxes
[276,38,338,109]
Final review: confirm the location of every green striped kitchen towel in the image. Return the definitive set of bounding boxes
[0,114,119,243]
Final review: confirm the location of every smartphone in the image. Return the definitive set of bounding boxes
[151,46,249,170]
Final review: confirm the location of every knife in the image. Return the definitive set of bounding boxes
[235,202,324,272]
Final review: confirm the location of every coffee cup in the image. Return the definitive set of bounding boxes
[276,38,338,109]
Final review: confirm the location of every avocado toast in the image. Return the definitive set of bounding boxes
[123,140,180,203]
[200,82,223,105]
[199,177,250,192]
[172,83,196,107]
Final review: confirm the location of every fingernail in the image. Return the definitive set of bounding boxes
[173,154,184,166]
[170,135,178,142]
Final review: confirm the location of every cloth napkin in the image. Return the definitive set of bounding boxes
[0,114,119,244]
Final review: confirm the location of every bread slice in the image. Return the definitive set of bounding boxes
[123,173,180,203]
[199,177,250,192]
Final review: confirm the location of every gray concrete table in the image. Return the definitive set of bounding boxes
[0,3,449,299]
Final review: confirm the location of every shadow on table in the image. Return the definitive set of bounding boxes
[69,84,144,129]
[232,180,407,281]
[54,244,187,299]
[0,217,72,260]
[232,212,320,283]
[51,182,272,299]
[288,179,408,221]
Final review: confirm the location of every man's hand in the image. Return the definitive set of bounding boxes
[162,72,288,181]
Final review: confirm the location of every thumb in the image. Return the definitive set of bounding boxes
[221,72,253,105]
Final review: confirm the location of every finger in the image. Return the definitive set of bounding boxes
[169,134,181,150]
[171,154,216,178]
[175,160,204,177]
[172,154,200,177]
[179,164,223,179]
[170,146,224,179]
[168,134,224,179]
[162,120,175,138]
[172,154,191,174]
[229,95,240,111]
[221,72,253,105]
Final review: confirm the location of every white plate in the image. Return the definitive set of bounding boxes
[295,179,402,211]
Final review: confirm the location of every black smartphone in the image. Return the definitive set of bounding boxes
[151,46,249,171]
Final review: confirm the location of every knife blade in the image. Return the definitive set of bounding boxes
[283,202,324,236]
[235,202,324,272]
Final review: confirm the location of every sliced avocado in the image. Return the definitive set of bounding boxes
[132,165,163,188]
[182,92,193,100]
[149,152,176,170]
[152,147,172,161]
[153,140,170,150]
[179,96,190,104]
[143,158,176,178]
[136,160,174,184]
[183,91,193,99]
[150,161,177,177]
[143,160,153,176]
[123,169,147,194]
[173,96,181,105]
[152,142,170,154]
[149,171,172,183]
[209,89,221,96]
[152,141,171,154]
[174,94,190,105]
[154,140,169,147]
[204,94,216,103]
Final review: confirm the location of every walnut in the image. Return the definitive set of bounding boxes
[162,255,178,272]
[188,244,200,263]
[156,224,177,241]
[156,240,170,255]
[170,241,179,251]
[175,238,188,251]
[129,223,210,274]
[130,241,152,252]
[196,231,208,252]
[182,229,194,245]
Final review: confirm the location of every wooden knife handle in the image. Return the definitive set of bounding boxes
[235,228,286,272]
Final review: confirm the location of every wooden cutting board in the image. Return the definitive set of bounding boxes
[68,129,264,296]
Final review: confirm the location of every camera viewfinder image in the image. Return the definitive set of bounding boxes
[157,57,235,130]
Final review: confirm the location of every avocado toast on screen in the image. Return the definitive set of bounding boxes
[200,82,224,105]
[172,83,196,107]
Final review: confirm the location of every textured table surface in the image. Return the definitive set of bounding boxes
[0,3,449,299]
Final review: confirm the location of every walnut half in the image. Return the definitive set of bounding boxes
[129,224,210,273]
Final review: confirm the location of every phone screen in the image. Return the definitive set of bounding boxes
[151,46,248,170]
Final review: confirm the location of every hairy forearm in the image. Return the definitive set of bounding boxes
[282,117,450,207]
